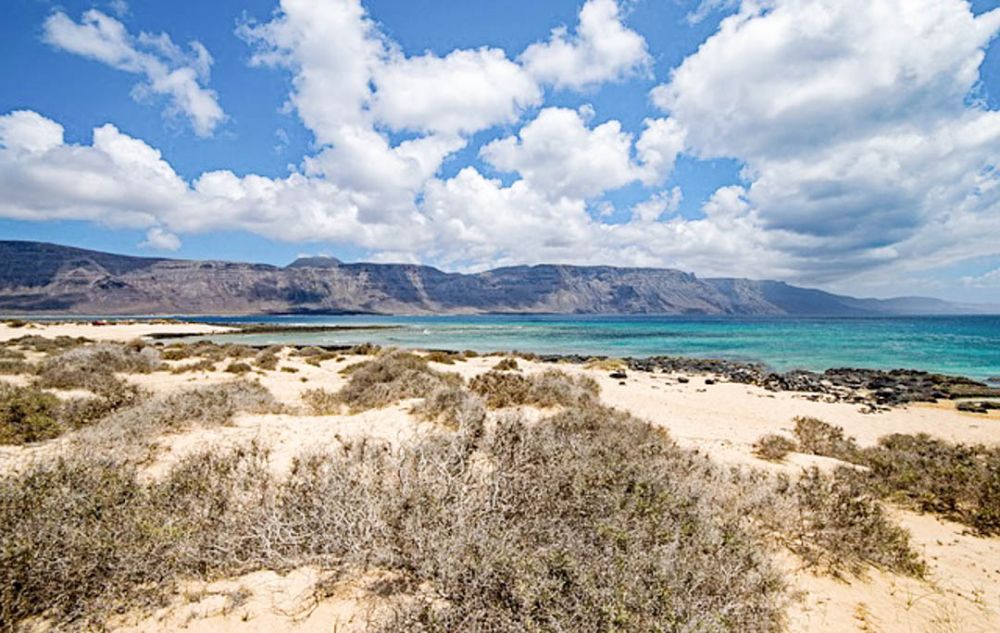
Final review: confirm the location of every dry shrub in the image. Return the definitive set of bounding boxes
[0,348,25,361]
[281,366,299,373]
[170,358,217,374]
[492,357,519,371]
[73,381,280,461]
[337,350,462,412]
[777,467,925,578]
[411,385,486,431]
[792,416,860,462]
[789,418,1000,536]
[0,360,30,375]
[423,350,460,365]
[8,335,90,354]
[469,369,598,409]
[301,388,341,415]
[862,433,1000,535]
[379,406,786,631]
[254,346,282,371]
[753,434,797,462]
[0,383,62,445]
[224,361,253,374]
[35,343,163,395]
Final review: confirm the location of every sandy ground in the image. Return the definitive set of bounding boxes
[0,320,232,342]
[3,321,999,632]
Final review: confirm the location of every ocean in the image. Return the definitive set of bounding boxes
[178,314,1000,382]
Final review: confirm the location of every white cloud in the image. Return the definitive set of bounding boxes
[140,227,181,251]
[635,117,686,185]
[371,47,541,135]
[649,0,1000,285]
[480,107,638,200]
[0,110,65,153]
[43,9,224,136]
[962,268,1000,288]
[632,187,682,223]
[521,0,651,90]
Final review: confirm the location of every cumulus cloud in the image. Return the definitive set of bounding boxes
[43,9,224,136]
[962,268,1000,288]
[521,0,651,90]
[480,107,639,200]
[372,47,541,135]
[139,227,181,251]
[650,0,1000,285]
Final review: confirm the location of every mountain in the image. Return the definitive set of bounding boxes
[0,241,991,316]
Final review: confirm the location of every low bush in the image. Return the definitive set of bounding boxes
[792,417,861,462]
[492,357,519,371]
[224,361,253,374]
[35,343,163,395]
[0,403,789,632]
[411,384,486,431]
[8,335,90,354]
[0,383,62,445]
[301,388,341,415]
[753,434,797,462]
[777,467,925,578]
[337,350,462,412]
[170,358,217,374]
[0,359,31,375]
[254,346,282,371]
[469,369,599,409]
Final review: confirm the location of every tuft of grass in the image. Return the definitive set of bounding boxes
[8,335,90,354]
[754,434,797,462]
[469,369,599,409]
[171,358,217,374]
[337,350,462,412]
[35,343,163,396]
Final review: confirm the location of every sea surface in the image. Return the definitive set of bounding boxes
[180,314,1000,382]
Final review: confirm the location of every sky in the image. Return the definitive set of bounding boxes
[1,0,1000,302]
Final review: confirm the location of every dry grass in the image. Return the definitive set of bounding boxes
[411,384,486,431]
[469,369,599,409]
[34,342,163,396]
[224,361,253,374]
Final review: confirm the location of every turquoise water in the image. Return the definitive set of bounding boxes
[185,315,1000,382]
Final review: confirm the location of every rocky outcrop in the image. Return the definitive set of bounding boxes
[0,240,985,316]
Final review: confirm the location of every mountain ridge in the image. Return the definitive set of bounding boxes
[0,240,992,316]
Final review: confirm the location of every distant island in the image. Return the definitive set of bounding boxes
[0,240,993,316]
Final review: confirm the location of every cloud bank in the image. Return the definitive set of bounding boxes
[2,0,999,294]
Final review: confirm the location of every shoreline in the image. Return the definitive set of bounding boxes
[4,319,998,410]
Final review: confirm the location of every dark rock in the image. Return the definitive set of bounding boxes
[705,378,716,385]
[677,377,690,384]
[609,370,628,380]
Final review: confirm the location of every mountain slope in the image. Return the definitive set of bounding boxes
[0,241,986,316]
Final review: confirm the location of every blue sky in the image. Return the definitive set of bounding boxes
[1,0,1000,302]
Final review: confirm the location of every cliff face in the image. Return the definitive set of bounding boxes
[0,241,976,316]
